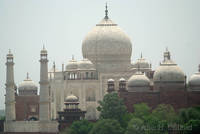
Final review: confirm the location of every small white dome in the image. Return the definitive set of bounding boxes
[7,50,13,57]
[128,72,150,87]
[49,68,59,73]
[119,78,126,82]
[48,66,59,79]
[77,58,95,70]
[18,74,38,91]
[153,49,185,83]
[40,46,47,54]
[66,59,78,71]
[108,78,114,82]
[189,72,200,87]
[132,56,150,69]
[153,61,185,82]
[65,93,78,102]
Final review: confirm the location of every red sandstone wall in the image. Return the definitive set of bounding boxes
[187,91,200,107]
[15,96,39,121]
[159,89,188,110]
[119,89,200,112]
[119,91,159,112]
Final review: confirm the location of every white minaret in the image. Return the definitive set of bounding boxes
[39,46,50,121]
[5,50,16,121]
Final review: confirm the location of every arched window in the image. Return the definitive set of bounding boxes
[28,116,38,121]
[91,72,93,79]
[86,88,95,101]
[86,72,89,79]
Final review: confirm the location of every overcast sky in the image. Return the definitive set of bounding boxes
[0,0,200,109]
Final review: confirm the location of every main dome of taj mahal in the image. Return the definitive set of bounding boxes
[82,5,132,72]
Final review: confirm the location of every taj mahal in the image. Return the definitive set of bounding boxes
[4,4,200,134]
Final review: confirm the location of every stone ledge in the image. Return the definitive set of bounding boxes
[4,121,58,133]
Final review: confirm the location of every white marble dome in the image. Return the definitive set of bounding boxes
[48,66,59,79]
[189,72,200,87]
[82,16,132,68]
[65,93,78,102]
[66,59,78,71]
[108,78,114,82]
[77,58,95,70]
[119,78,126,82]
[132,57,150,69]
[18,74,38,91]
[153,49,185,83]
[128,72,150,87]
[153,60,185,82]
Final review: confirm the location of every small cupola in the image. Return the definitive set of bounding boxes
[107,79,115,93]
[18,73,38,96]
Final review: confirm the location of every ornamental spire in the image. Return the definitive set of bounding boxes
[53,61,56,72]
[43,43,45,50]
[105,3,108,19]
[164,47,171,61]
[9,49,11,54]
[26,72,29,79]
[166,47,168,52]
[199,64,200,72]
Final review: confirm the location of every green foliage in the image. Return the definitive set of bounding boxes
[133,103,150,120]
[142,112,168,134]
[0,116,5,121]
[184,119,200,134]
[152,104,177,123]
[125,118,145,134]
[179,106,200,123]
[120,113,133,129]
[178,106,200,134]
[67,119,93,134]
[89,119,123,134]
[131,103,178,134]
[97,92,128,127]
[61,101,200,134]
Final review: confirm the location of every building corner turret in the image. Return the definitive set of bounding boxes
[5,50,16,121]
[39,46,58,133]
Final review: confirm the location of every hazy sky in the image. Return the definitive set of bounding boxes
[0,0,200,109]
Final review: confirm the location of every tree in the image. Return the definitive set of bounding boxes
[97,92,128,127]
[184,119,200,134]
[66,119,93,134]
[120,113,133,129]
[0,116,5,121]
[152,104,177,123]
[89,119,123,134]
[133,103,151,120]
[181,106,200,122]
[178,106,200,134]
[144,115,164,134]
[125,118,145,134]
[142,104,177,134]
